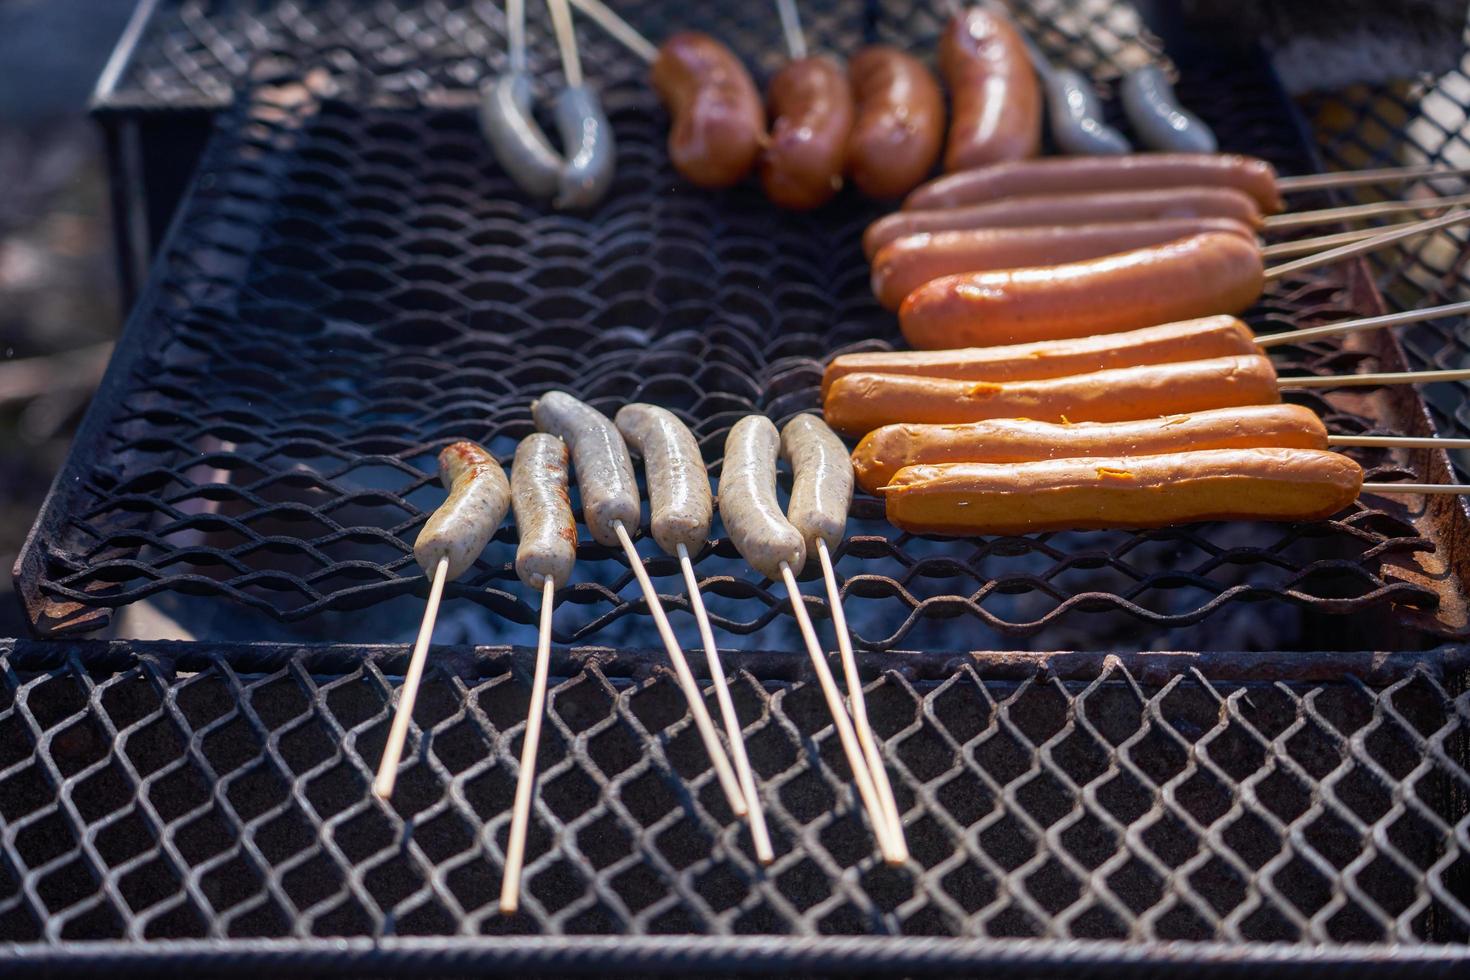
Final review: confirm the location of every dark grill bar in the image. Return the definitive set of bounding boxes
[9,0,1470,974]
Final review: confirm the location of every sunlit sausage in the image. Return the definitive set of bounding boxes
[615,403,712,556]
[845,45,945,199]
[651,32,766,189]
[414,441,512,580]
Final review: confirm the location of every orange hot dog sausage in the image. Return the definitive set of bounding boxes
[822,354,1281,437]
[882,448,1363,536]
[651,32,766,189]
[846,46,945,199]
[939,7,1041,171]
[871,217,1257,310]
[862,185,1263,259]
[898,232,1265,350]
[761,55,854,209]
[822,316,1259,396]
[904,153,1283,213]
[850,403,1327,494]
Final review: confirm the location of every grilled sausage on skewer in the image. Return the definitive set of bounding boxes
[899,232,1265,349]
[851,404,1328,494]
[905,153,1283,213]
[761,55,854,210]
[720,416,806,580]
[779,414,853,560]
[939,6,1041,171]
[531,391,640,546]
[1044,67,1131,156]
[510,433,577,590]
[1119,65,1217,154]
[845,45,945,199]
[864,185,1263,259]
[882,448,1363,535]
[651,32,766,189]
[615,403,713,556]
[414,441,512,580]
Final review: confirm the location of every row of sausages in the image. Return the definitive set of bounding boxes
[413,393,855,588]
[649,6,1039,207]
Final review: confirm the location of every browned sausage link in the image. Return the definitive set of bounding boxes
[845,45,945,200]
[862,186,1263,260]
[760,55,854,210]
[899,232,1265,350]
[906,153,1283,213]
[938,6,1041,172]
[651,32,766,189]
[871,217,1257,310]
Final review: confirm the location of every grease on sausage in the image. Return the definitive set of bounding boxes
[719,416,806,579]
[845,45,945,199]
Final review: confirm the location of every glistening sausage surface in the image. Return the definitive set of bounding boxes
[882,448,1363,535]
[779,413,853,558]
[822,354,1281,437]
[851,404,1327,494]
[761,55,854,210]
[414,441,512,580]
[863,185,1262,259]
[898,232,1265,350]
[532,391,640,547]
[845,45,945,199]
[939,6,1041,171]
[719,416,806,580]
[511,433,577,590]
[615,403,712,556]
[871,217,1256,310]
[905,153,1283,213]
[651,32,766,189]
[822,315,1260,395]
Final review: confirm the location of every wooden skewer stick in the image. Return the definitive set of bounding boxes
[1259,221,1422,260]
[1330,434,1470,449]
[373,556,450,801]
[565,0,657,62]
[546,0,584,88]
[816,539,907,860]
[1281,367,1470,389]
[499,577,556,915]
[1264,210,1470,281]
[1363,483,1470,495]
[780,562,906,865]
[676,542,774,865]
[1254,300,1470,348]
[1264,191,1470,231]
[614,521,748,817]
[1277,163,1470,193]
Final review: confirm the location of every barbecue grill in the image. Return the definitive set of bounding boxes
[10,0,1470,974]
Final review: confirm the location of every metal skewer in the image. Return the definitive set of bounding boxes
[1263,210,1470,280]
[780,560,906,864]
[677,542,774,864]
[373,555,449,800]
[1265,191,1470,231]
[614,520,749,818]
[1254,299,1470,347]
[1277,163,1470,194]
[500,576,556,915]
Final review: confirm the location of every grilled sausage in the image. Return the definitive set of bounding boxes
[615,403,712,556]
[414,441,512,580]
[480,72,565,200]
[863,185,1262,259]
[1044,67,1131,156]
[531,391,640,546]
[899,232,1265,350]
[651,32,766,189]
[553,85,616,210]
[720,416,806,579]
[845,45,945,199]
[822,315,1259,395]
[511,433,577,590]
[882,448,1363,535]
[851,403,1327,494]
[905,153,1283,213]
[871,216,1256,310]
[939,6,1041,171]
[779,414,853,558]
[761,55,854,210]
[1119,65,1217,154]
[823,354,1280,437]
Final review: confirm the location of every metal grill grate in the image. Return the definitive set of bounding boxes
[26,2,1470,647]
[0,638,1466,957]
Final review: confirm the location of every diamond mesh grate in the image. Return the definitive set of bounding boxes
[0,638,1466,952]
[25,0,1470,648]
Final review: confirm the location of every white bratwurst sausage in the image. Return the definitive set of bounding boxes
[615,403,713,557]
[413,441,512,580]
[510,433,577,590]
[719,416,806,580]
[531,391,641,547]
